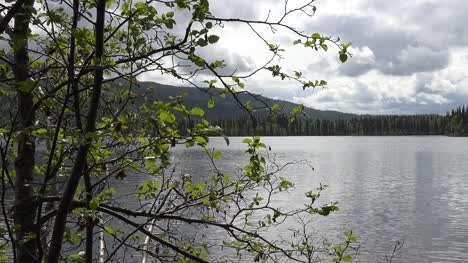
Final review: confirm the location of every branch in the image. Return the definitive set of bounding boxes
[0,0,26,36]
[99,207,212,263]
[46,0,107,262]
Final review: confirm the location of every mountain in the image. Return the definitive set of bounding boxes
[130,81,357,121]
[0,79,355,124]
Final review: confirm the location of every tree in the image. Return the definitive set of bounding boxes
[0,1,355,263]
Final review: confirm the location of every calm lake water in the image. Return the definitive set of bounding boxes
[167,136,468,263]
[5,136,465,262]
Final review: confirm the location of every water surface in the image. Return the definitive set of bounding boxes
[167,136,468,262]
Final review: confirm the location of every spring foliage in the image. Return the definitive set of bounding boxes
[0,0,356,262]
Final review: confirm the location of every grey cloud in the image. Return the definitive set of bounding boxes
[443,93,468,111]
[368,0,468,46]
[353,84,379,103]
[140,0,468,115]
[248,80,303,102]
[338,48,375,76]
[338,46,376,76]
[377,97,465,115]
[230,54,256,73]
[209,0,300,20]
[306,15,451,76]
[209,0,269,19]
[378,102,442,115]
[304,75,468,115]
[313,95,453,115]
[339,64,373,76]
[384,45,449,75]
[308,82,380,109]
[414,73,435,94]
[307,59,333,73]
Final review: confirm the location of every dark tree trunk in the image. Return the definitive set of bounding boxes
[12,1,38,263]
[46,0,106,262]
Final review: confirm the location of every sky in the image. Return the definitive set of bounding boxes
[140,0,468,115]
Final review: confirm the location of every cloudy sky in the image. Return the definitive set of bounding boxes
[142,0,468,115]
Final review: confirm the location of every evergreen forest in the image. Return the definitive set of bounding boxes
[201,106,468,136]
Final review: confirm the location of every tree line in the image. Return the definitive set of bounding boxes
[202,106,468,136]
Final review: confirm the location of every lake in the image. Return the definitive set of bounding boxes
[4,136,465,262]
[167,136,468,262]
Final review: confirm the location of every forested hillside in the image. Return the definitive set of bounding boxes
[446,106,468,136]
[132,81,358,120]
[131,81,467,136]
[3,79,466,136]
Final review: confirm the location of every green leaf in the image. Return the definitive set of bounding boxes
[342,255,353,262]
[89,199,99,210]
[0,86,12,95]
[293,39,301,45]
[339,53,348,63]
[135,2,145,9]
[208,35,220,44]
[121,3,128,11]
[201,197,210,206]
[197,39,208,47]
[344,42,352,48]
[192,56,205,67]
[321,44,328,51]
[214,60,223,68]
[242,138,252,144]
[32,128,48,135]
[191,107,205,116]
[159,111,175,123]
[223,174,230,183]
[17,79,36,92]
[208,98,215,108]
[213,149,221,159]
[105,0,115,8]
[312,32,321,38]
[104,226,116,234]
[196,136,208,145]
[293,104,304,113]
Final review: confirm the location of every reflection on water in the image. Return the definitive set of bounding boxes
[5,137,461,262]
[152,136,468,262]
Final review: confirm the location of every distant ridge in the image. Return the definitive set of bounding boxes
[129,81,357,121]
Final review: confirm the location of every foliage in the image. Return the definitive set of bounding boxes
[446,106,468,136]
[0,0,357,263]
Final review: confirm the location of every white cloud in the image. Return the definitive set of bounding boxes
[295,47,468,114]
[140,0,468,115]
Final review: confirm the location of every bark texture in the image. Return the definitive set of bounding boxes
[12,1,38,263]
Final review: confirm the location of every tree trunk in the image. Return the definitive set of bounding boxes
[46,0,106,262]
[12,1,38,263]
